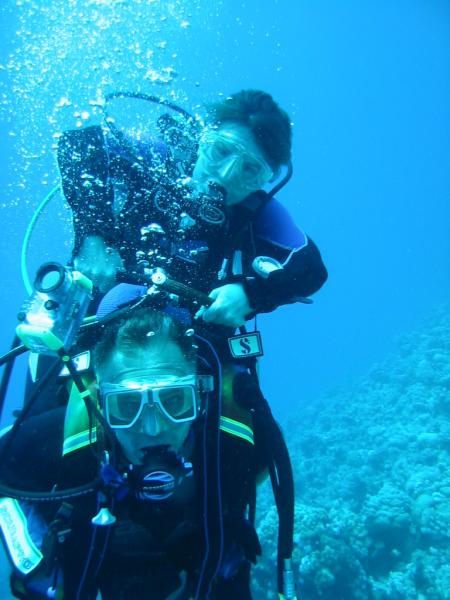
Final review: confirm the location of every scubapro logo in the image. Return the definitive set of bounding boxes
[228,332,263,359]
[239,338,251,354]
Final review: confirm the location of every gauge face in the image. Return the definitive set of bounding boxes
[252,256,283,279]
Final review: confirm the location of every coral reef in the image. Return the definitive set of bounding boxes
[254,304,450,598]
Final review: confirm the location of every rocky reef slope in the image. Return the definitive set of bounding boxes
[254,304,450,599]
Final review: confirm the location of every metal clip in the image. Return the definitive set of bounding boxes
[282,558,298,600]
[91,507,116,527]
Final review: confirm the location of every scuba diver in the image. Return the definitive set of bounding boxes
[59,89,328,326]
[0,275,296,599]
[0,294,262,599]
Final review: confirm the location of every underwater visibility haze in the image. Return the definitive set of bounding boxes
[0,0,449,598]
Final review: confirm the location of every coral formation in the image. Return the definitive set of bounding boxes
[254,304,450,598]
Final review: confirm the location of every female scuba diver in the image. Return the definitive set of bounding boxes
[60,89,327,325]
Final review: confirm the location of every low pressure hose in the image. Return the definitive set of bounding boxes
[21,185,61,295]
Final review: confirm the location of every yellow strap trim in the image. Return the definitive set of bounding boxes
[220,416,254,445]
[62,428,97,455]
[63,379,98,449]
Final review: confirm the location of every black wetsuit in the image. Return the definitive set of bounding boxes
[0,407,260,599]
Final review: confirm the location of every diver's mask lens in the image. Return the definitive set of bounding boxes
[199,130,273,190]
[100,376,199,429]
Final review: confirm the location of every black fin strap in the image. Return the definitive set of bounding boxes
[255,395,295,595]
[268,435,295,594]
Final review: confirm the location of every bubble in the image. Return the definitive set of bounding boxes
[56,97,72,108]
[4,0,216,198]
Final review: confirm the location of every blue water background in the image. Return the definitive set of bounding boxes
[0,0,449,427]
[0,1,449,596]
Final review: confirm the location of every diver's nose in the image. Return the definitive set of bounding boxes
[140,405,162,436]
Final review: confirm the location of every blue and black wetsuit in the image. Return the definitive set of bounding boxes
[57,125,328,314]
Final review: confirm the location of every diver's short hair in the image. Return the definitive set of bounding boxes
[93,308,196,372]
[206,89,292,172]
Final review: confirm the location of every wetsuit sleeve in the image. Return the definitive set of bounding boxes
[57,126,116,256]
[243,199,328,313]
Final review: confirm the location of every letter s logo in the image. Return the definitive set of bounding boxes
[239,337,251,354]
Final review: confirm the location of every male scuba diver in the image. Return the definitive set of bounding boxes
[1,266,302,598]
[0,299,263,599]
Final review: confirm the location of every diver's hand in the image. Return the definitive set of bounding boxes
[198,283,252,328]
[74,235,124,293]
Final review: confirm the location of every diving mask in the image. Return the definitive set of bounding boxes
[100,375,202,429]
[197,129,274,192]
